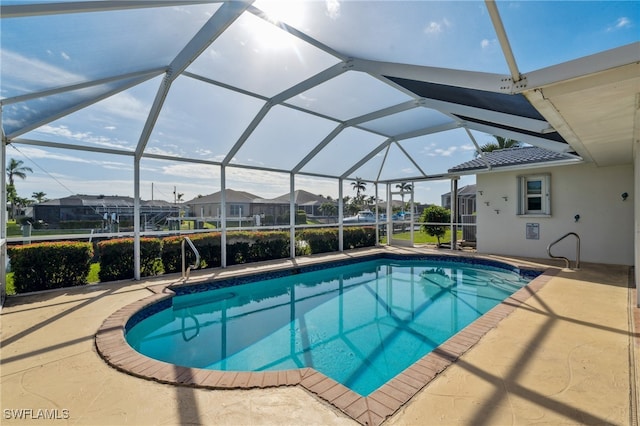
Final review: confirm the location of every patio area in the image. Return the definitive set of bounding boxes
[1,247,638,425]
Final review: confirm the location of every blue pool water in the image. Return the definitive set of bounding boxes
[126,257,536,396]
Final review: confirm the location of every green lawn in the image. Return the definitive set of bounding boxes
[381,229,462,244]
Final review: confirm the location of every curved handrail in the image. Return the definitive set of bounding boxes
[181,237,201,280]
[547,232,580,269]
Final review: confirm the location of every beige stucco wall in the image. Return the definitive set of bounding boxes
[476,162,634,265]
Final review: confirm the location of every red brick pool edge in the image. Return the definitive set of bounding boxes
[95,268,557,426]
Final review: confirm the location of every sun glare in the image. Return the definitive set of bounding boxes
[254,0,307,28]
[249,1,309,52]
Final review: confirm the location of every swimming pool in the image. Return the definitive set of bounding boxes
[125,255,539,396]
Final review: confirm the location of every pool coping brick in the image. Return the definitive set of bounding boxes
[95,254,556,426]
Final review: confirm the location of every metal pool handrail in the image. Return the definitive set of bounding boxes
[547,232,580,269]
[181,237,201,280]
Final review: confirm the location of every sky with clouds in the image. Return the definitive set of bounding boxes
[1,1,637,206]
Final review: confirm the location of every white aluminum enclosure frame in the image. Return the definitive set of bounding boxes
[0,1,638,307]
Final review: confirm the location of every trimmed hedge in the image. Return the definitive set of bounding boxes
[97,238,163,282]
[160,231,292,270]
[296,227,377,252]
[7,227,377,293]
[344,226,377,249]
[297,228,339,254]
[8,241,93,293]
[162,233,221,274]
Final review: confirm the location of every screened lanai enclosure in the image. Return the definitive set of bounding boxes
[1,1,639,301]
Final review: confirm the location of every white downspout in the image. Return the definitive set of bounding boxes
[634,120,639,307]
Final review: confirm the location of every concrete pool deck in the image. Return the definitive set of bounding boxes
[1,246,638,425]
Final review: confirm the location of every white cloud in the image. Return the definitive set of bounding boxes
[607,16,631,32]
[425,21,442,35]
[9,145,93,164]
[0,49,84,93]
[325,0,340,20]
[98,91,149,122]
[61,52,70,60]
[424,18,451,35]
[421,144,474,158]
[481,38,498,50]
[35,124,133,150]
[161,163,219,180]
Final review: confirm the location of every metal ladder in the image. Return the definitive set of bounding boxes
[181,237,201,280]
[547,232,580,269]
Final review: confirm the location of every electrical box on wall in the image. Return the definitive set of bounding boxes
[526,223,539,240]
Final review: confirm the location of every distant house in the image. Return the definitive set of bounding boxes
[268,190,336,217]
[441,184,477,217]
[185,189,262,220]
[33,194,180,229]
[447,146,634,266]
[183,189,336,226]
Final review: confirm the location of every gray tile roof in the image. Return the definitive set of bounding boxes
[448,146,579,173]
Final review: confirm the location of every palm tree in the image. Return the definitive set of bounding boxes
[351,177,366,198]
[395,182,413,210]
[6,158,33,186]
[32,191,47,203]
[6,158,33,218]
[319,201,337,217]
[478,136,521,154]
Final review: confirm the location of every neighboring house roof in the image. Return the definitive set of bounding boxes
[185,189,262,205]
[441,184,477,198]
[268,190,334,206]
[448,147,580,174]
[186,189,335,206]
[36,195,177,208]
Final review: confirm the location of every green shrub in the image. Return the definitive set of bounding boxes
[343,226,377,249]
[297,228,339,254]
[162,233,221,273]
[226,231,281,264]
[8,241,93,293]
[296,210,307,225]
[420,205,451,245]
[97,238,163,281]
[248,231,290,262]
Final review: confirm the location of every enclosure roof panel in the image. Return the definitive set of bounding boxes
[1,0,637,194]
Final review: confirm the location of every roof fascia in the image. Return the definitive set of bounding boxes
[518,42,640,92]
[353,58,514,94]
[462,120,573,153]
[418,97,552,134]
[523,89,594,163]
